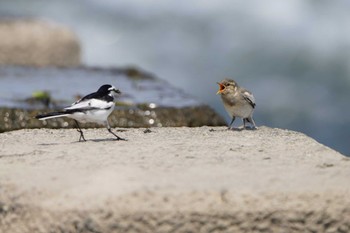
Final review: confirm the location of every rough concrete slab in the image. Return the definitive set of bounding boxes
[0,126,349,232]
[0,19,80,67]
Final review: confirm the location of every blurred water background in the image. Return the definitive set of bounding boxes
[1,0,349,155]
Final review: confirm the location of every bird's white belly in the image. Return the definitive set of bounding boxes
[223,102,253,118]
[69,108,114,124]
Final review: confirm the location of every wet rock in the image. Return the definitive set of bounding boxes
[0,105,225,132]
[0,65,226,130]
[0,65,200,108]
[0,19,80,66]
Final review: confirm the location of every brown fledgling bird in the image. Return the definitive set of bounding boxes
[217,79,257,129]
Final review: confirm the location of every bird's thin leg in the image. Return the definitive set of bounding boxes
[248,116,257,129]
[228,116,235,130]
[106,121,126,141]
[74,120,86,142]
[243,118,247,129]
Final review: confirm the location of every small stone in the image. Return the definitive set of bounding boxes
[144,128,152,133]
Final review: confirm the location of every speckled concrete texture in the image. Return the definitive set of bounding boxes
[0,126,349,232]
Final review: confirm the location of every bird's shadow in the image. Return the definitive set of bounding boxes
[229,127,258,131]
[209,127,257,132]
[38,143,62,146]
[72,138,128,143]
[38,138,127,146]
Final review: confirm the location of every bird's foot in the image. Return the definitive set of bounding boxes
[79,136,86,142]
[77,129,86,142]
[243,125,258,130]
[108,129,127,141]
[114,136,127,141]
[78,134,86,142]
[227,126,242,131]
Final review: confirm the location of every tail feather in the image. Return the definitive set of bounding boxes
[35,111,69,120]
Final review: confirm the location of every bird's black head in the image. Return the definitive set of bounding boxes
[97,84,121,94]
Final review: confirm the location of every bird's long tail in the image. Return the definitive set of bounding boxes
[35,111,69,120]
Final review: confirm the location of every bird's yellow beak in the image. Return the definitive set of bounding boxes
[216,82,225,95]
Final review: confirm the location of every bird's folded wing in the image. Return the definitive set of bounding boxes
[64,99,114,111]
[241,90,256,108]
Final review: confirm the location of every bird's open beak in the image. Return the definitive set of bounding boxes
[216,82,225,95]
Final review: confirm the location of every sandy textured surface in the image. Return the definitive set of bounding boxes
[0,126,350,232]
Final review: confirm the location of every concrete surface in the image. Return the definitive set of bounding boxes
[0,126,349,232]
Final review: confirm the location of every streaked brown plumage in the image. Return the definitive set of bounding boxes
[217,79,257,129]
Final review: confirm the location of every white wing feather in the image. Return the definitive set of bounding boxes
[64,99,114,110]
[242,91,256,108]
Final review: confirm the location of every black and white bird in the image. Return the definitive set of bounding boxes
[35,84,126,141]
[216,79,257,129]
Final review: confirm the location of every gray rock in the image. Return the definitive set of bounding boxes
[0,65,226,130]
[0,105,225,132]
[0,19,80,66]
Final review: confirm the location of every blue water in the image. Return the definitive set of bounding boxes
[0,0,349,155]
